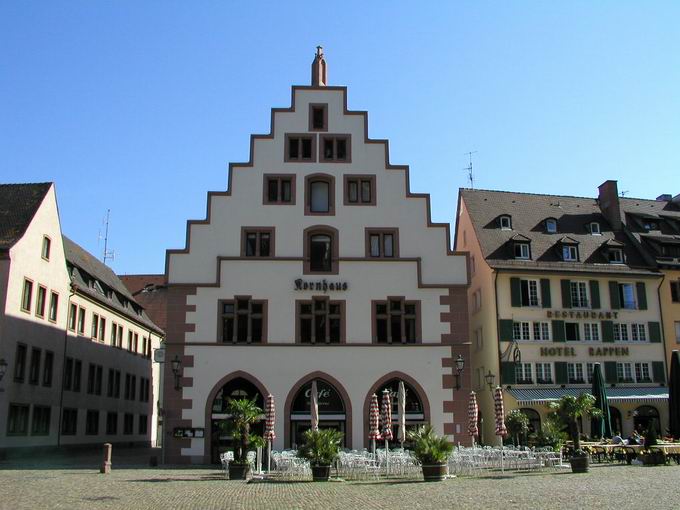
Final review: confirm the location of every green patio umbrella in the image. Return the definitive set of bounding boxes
[669,350,680,439]
[591,363,612,439]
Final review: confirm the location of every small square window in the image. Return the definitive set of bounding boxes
[263,175,295,204]
[562,245,578,261]
[608,248,624,264]
[499,216,512,230]
[320,135,351,163]
[309,104,328,131]
[514,243,530,259]
[344,175,376,206]
[285,134,316,162]
[545,219,557,233]
[242,228,274,257]
[366,229,398,258]
[590,222,601,235]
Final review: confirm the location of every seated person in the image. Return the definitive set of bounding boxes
[611,433,623,445]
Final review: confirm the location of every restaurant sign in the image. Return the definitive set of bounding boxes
[294,278,348,292]
[546,310,619,319]
[539,346,630,357]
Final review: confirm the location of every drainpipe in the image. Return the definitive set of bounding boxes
[656,274,667,370]
[57,283,77,448]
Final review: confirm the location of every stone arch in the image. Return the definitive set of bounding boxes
[284,371,352,448]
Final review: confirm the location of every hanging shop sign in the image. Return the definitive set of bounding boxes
[546,310,619,319]
[294,278,348,292]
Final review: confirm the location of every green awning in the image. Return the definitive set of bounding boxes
[507,387,668,405]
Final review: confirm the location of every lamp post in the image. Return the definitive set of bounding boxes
[484,370,496,392]
[454,355,465,390]
[171,355,182,391]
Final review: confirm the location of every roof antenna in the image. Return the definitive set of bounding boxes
[99,209,115,265]
[620,190,629,197]
[463,151,477,188]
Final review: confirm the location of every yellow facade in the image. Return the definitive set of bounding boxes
[659,270,680,366]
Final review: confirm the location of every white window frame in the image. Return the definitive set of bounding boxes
[515,243,530,260]
[567,363,585,384]
[608,248,624,264]
[532,322,550,341]
[535,363,552,384]
[570,281,589,308]
[618,283,637,310]
[562,245,578,261]
[583,323,599,342]
[590,222,601,235]
[675,321,680,344]
[617,362,633,383]
[500,215,512,230]
[631,323,646,342]
[545,218,557,233]
[635,362,651,383]
[513,321,531,341]
[520,279,541,307]
[515,363,533,384]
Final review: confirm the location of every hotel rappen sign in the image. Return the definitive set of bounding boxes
[539,346,630,357]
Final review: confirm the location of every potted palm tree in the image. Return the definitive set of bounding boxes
[408,424,453,481]
[225,397,262,480]
[505,409,530,446]
[548,394,601,473]
[297,429,343,481]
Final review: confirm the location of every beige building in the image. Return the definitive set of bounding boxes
[455,183,668,443]
[0,183,164,452]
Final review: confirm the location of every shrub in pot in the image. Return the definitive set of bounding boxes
[225,398,262,480]
[505,409,530,446]
[297,429,343,481]
[548,394,601,473]
[640,425,665,466]
[408,424,453,481]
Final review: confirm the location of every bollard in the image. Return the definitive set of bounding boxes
[100,443,112,474]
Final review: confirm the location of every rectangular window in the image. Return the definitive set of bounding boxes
[671,281,680,303]
[7,404,30,436]
[520,279,540,306]
[124,373,131,400]
[68,303,77,331]
[64,357,73,390]
[562,245,578,261]
[321,135,350,162]
[366,229,397,258]
[128,331,133,350]
[77,307,86,334]
[139,415,148,435]
[298,297,344,344]
[631,324,646,342]
[285,134,315,162]
[124,413,134,435]
[130,376,136,402]
[134,333,139,353]
[36,285,47,317]
[617,362,633,383]
[85,410,99,435]
[309,103,327,131]
[114,370,121,399]
[21,279,33,312]
[42,351,54,387]
[117,325,123,348]
[583,323,600,341]
[14,343,27,382]
[31,406,51,436]
[220,298,265,344]
[570,281,589,308]
[111,322,117,346]
[374,299,419,344]
[107,368,114,397]
[614,323,629,342]
[242,228,273,257]
[91,313,99,338]
[48,292,58,321]
[345,175,375,205]
[73,360,82,392]
[87,364,96,394]
[106,412,118,435]
[514,243,530,259]
[263,175,295,204]
[95,365,103,395]
[586,363,595,383]
[676,321,680,344]
[618,283,636,309]
[535,363,553,384]
[608,248,624,263]
[42,236,51,260]
[567,363,585,384]
[513,321,531,341]
[565,322,580,341]
[62,408,77,435]
[532,322,550,341]
[99,317,106,341]
[29,348,41,385]
[635,362,651,383]
[515,363,533,384]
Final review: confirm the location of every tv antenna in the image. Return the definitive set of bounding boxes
[99,209,115,265]
[620,190,629,197]
[463,151,478,188]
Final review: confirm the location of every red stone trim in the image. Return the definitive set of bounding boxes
[303,225,339,275]
[304,173,336,216]
[262,174,296,205]
[344,174,377,206]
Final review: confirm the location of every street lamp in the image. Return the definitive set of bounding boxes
[484,370,496,391]
[171,355,182,391]
[454,355,465,390]
[0,358,8,381]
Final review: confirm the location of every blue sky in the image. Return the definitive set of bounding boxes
[2,1,679,274]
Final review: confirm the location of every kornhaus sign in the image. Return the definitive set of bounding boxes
[294,278,348,292]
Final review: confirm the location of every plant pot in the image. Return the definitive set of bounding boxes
[311,464,331,481]
[569,455,589,473]
[421,463,448,482]
[640,451,665,466]
[228,463,250,480]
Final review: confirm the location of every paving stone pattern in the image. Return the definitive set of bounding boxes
[1,464,680,510]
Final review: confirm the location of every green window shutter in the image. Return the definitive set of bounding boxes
[589,280,601,309]
[510,277,521,307]
[652,361,666,384]
[499,319,514,342]
[501,362,516,385]
[604,362,618,384]
[552,320,565,342]
[560,280,572,308]
[648,322,662,343]
[555,362,568,385]
[609,281,621,309]
[601,320,614,343]
[540,279,551,308]
[636,282,648,310]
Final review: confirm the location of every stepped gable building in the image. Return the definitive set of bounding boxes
[456,184,667,443]
[163,49,470,464]
[0,183,164,452]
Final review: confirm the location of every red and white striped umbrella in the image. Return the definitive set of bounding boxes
[468,391,479,438]
[264,394,276,441]
[381,389,393,441]
[368,393,382,441]
[494,386,508,437]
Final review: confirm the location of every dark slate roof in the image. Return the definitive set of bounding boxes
[63,236,164,335]
[460,188,655,275]
[0,183,52,251]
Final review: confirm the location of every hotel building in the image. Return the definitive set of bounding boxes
[162,49,471,464]
[0,183,164,452]
[455,183,668,442]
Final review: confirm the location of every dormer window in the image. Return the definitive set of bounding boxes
[643,221,658,231]
[562,245,578,261]
[514,242,531,260]
[499,215,512,230]
[608,248,624,264]
[545,219,557,234]
[589,222,601,235]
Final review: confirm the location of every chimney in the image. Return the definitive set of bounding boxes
[656,194,672,202]
[311,46,327,87]
[598,180,622,231]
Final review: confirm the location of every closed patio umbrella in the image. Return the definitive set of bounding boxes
[494,386,507,473]
[591,363,612,439]
[468,391,479,443]
[669,350,680,439]
[311,380,319,432]
[368,393,381,458]
[382,389,393,475]
[397,381,407,448]
[264,394,276,472]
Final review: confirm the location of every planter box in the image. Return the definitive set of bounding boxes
[228,463,250,480]
[421,464,448,482]
[311,465,331,481]
[640,451,665,466]
[569,455,589,473]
